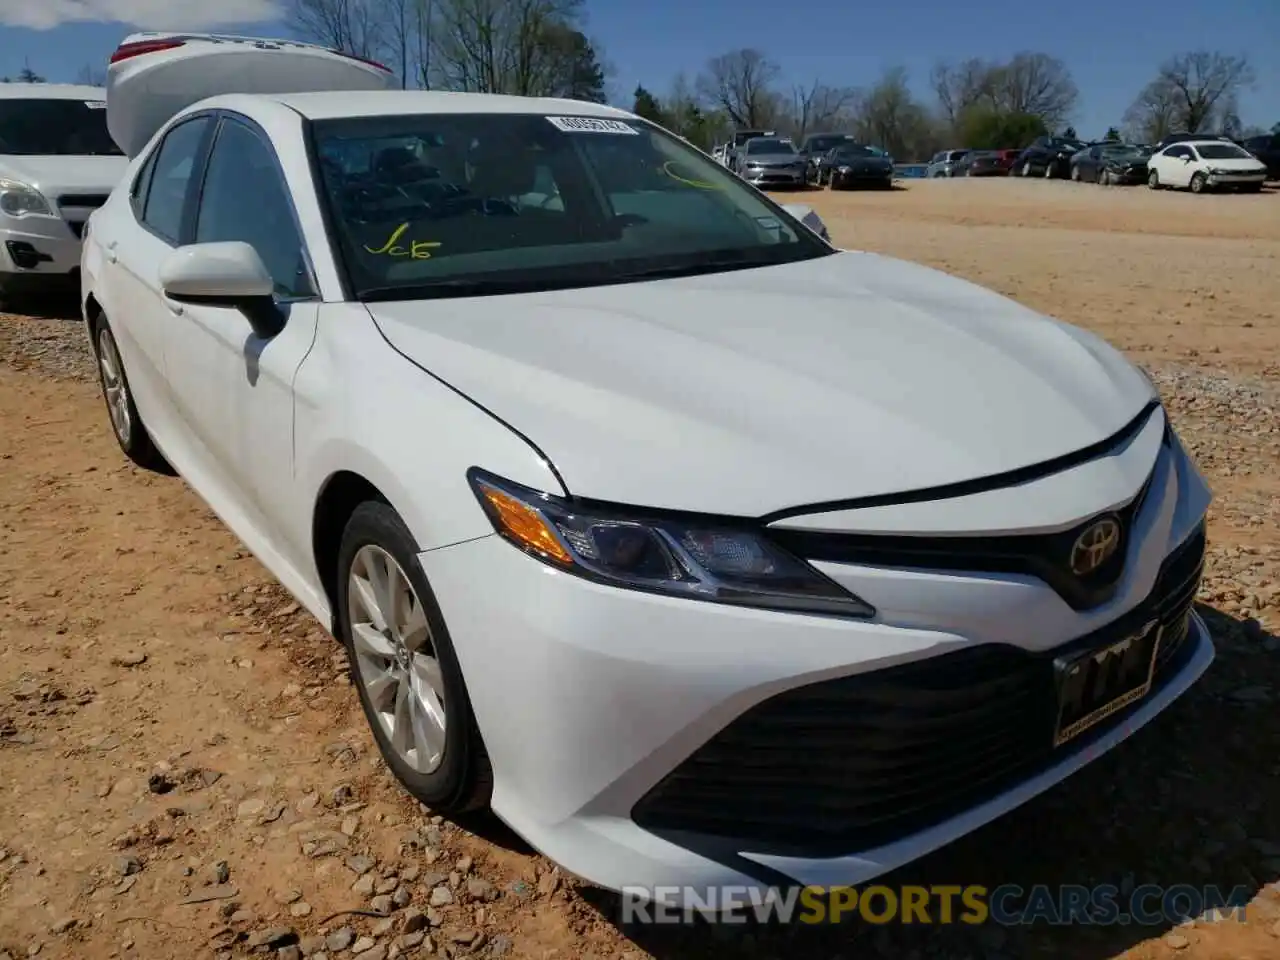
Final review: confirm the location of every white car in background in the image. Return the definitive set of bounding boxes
[0,83,128,306]
[1146,139,1268,193]
[82,32,1213,905]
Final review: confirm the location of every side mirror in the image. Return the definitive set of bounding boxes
[160,242,286,340]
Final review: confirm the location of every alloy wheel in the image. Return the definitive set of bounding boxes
[347,544,448,774]
[96,327,132,447]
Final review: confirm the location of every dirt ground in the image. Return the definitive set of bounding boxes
[2,178,1279,960]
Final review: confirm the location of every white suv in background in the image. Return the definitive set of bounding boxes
[0,84,128,306]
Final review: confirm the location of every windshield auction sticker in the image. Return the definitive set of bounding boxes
[546,116,638,135]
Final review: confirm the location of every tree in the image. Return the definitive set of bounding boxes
[1062,125,1077,138]
[696,48,780,128]
[428,0,590,96]
[930,52,1076,133]
[1124,51,1254,138]
[541,26,606,102]
[790,80,858,141]
[288,0,384,62]
[16,64,45,83]
[852,66,939,161]
[958,107,1046,150]
[76,63,107,87]
[1103,126,1121,141]
[632,85,665,124]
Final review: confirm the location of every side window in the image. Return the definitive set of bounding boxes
[1185,146,1202,161]
[129,149,158,218]
[195,118,314,299]
[142,117,212,243]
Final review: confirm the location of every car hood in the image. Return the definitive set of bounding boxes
[838,155,892,167]
[744,153,801,165]
[367,251,1154,517]
[0,155,128,195]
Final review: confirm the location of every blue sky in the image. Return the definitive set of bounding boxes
[1,0,1276,137]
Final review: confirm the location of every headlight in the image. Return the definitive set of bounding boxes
[0,178,53,217]
[838,166,852,173]
[468,470,875,617]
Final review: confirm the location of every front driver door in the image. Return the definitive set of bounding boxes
[166,113,321,575]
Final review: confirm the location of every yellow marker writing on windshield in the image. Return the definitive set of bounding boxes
[661,161,722,190]
[365,222,442,259]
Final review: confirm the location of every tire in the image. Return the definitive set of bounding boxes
[1070,164,1081,182]
[1044,160,1056,179]
[1147,170,1160,189]
[337,501,492,814]
[1099,169,1111,186]
[1021,161,1033,177]
[1190,172,1207,194]
[92,315,168,471]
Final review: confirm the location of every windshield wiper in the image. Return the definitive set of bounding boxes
[359,277,592,301]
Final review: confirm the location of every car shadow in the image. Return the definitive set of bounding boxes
[567,601,1279,958]
[4,292,81,321]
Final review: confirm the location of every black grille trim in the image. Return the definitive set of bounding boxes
[771,460,1160,612]
[56,194,109,209]
[631,524,1205,858]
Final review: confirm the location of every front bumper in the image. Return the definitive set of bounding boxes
[742,168,806,187]
[419,416,1212,900]
[1205,172,1266,187]
[0,212,85,284]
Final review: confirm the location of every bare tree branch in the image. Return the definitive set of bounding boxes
[288,0,384,60]
[696,49,781,128]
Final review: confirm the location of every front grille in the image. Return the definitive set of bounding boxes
[56,194,108,209]
[632,525,1205,856]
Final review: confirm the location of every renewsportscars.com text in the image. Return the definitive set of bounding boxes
[620,883,1251,926]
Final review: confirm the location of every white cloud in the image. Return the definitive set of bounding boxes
[0,0,283,30]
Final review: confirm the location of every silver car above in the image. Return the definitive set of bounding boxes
[926,149,970,178]
[737,136,807,188]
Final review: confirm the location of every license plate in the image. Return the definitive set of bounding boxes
[1053,620,1161,747]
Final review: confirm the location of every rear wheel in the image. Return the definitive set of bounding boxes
[1021,161,1033,177]
[1070,164,1081,182]
[92,317,167,471]
[1044,160,1057,178]
[1099,169,1111,186]
[338,501,492,813]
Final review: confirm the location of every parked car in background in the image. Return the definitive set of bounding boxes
[925,149,969,178]
[955,150,1008,177]
[710,143,728,166]
[817,143,894,188]
[1011,136,1087,178]
[726,128,772,172]
[737,136,807,188]
[87,30,1215,905]
[1069,143,1150,185]
[1146,140,1268,193]
[796,132,853,183]
[0,83,128,307]
[994,148,1021,172]
[1239,133,1280,180]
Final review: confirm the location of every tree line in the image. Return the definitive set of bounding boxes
[9,0,1275,163]
[634,48,1271,159]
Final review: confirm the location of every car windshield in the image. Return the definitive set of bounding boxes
[1103,144,1143,157]
[1046,138,1084,151]
[745,138,795,155]
[313,112,831,301]
[833,145,876,159]
[0,97,122,156]
[1196,142,1253,160]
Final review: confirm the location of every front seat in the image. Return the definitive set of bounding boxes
[467,139,537,203]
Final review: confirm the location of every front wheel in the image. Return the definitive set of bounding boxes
[1070,165,1081,182]
[1099,169,1111,186]
[1147,170,1161,189]
[1021,161,1033,177]
[337,501,492,813]
[1044,160,1057,179]
[93,317,167,471]
[1190,172,1207,194]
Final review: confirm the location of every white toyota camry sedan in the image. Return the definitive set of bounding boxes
[82,32,1213,903]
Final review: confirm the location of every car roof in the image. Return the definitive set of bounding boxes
[262,89,637,121]
[0,83,105,100]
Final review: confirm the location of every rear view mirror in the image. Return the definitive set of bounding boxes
[160,241,285,339]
